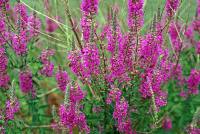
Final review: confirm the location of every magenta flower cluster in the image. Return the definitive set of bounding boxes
[187,69,200,95]
[82,44,100,76]
[162,117,172,130]
[11,3,41,56]
[5,99,20,120]
[81,0,99,42]
[56,69,69,91]
[19,70,33,93]
[39,49,55,77]
[0,47,10,88]
[169,21,182,53]
[165,0,180,17]
[107,88,133,133]
[28,14,41,38]
[127,0,144,32]
[59,84,89,134]
[68,50,87,78]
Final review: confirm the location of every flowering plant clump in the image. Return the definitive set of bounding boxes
[0,0,200,133]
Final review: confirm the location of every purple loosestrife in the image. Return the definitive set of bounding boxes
[106,8,121,54]
[0,74,10,88]
[68,50,87,79]
[5,99,20,120]
[14,3,28,30]
[69,84,85,104]
[106,25,122,54]
[113,99,128,123]
[43,0,59,33]
[155,91,168,108]
[192,2,200,33]
[0,47,10,88]
[19,70,33,93]
[127,0,144,33]
[192,19,200,34]
[165,0,180,17]
[80,16,91,42]
[0,0,9,7]
[45,16,59,33]
[40,62,54,77]
[11,31,28,56]
[40,49,55,63]
[119,34,134,72]
[114,99,133,133]
[12,32,28,56]
[0,47,8,73]
[185,24,194,39]
[82,44,100,76]
[139,69,168,109]
[107,55,130,83]
[28,14,41,38]
[100,25,109,41]
[169,21,182,53]
[171,63,185,86]
[162,117,172,130]
[59,104,90,134]
[80,0,99,42]
[0,17,8,46]
[0,0,9,11]
[59,84,89,134]
[39,49,55,77]
[127,0,144,64]
[187,69,200,95]
[118,119,133,134]
[138,21,170,109]
[106,12,130,83]
[139,34,160,69]
[107,88,133,133]
[106,88,122,104]
[81,0,99,14]
[187,127,200,134]
[56,69,69,92]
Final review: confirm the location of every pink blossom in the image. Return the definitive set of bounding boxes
[185,24,194,39]
[127,0,144,32]
[69,84,85,103]
[68,50,87,79]
[169,22,182,53]
[187,69,200,95]
[14,3,28,30]
[162,117,172,130]
[5,99,20,120]
[39,49,55,77]
[80,0,99,42]
[40,62,54,77]
[165,0,180,17]
[0,73,10,88]
[46,16,59,33]
[56,69,69,92]
[28,14,41,38]
[19,70,33,93]
[12,32,28,55]
[82,44,100,76]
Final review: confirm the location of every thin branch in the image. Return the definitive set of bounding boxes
[63,0,83,50]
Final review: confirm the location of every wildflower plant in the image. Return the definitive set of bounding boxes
[0,0,199,133]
